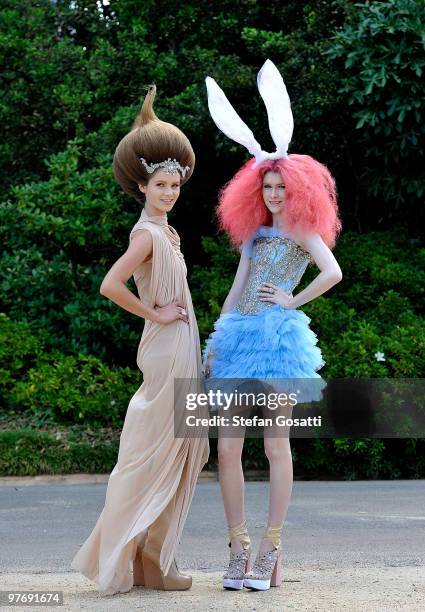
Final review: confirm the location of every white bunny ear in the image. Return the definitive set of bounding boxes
[205,76,263,159]
[257,59,293,158]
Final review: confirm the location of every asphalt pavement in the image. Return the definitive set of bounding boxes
[1,477,424,611]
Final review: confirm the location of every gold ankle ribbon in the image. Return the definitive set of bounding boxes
[264,524,283,549]
[228,519,251,551]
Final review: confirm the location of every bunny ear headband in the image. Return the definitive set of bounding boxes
[205,59,294,168]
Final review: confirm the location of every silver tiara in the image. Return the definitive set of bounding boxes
[139,157,191,177]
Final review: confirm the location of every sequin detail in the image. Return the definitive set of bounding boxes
[244,547,281,581]
[223,549,251,580]
[235,237,312,315]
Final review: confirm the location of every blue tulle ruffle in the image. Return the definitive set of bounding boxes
[202,305,326,402]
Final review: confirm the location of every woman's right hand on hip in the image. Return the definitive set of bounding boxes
[153,301,189,325]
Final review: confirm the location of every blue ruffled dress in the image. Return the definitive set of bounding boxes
[202,226,326,402]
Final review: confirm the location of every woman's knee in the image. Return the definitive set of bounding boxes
[264,437,291,462]
[217,438,243,466]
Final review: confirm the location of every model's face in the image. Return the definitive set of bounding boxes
[262,171,286,214]
[138,170,181,213]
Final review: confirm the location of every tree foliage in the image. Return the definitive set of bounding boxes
[325,0,425,218]
[0,1,424,385]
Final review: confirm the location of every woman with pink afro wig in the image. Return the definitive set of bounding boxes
[203,60,343,593]
[217,154,341,250]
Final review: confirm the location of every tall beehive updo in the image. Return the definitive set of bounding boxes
[113,85,195,203]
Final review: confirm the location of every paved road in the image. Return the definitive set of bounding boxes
[1,479,425,572]
[1,478,424,610]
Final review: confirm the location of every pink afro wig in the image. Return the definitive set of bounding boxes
[217,154,342,249]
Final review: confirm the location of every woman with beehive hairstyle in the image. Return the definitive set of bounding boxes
[71,85,209,596]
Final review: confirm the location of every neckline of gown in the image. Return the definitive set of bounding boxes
[139,207,169,227]
[256,224,312,259]
[138,206,183,260]
[257,225,290,238]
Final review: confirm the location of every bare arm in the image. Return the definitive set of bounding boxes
[290,231,342,308]
[99,229,188,324]
[220,252,251,314]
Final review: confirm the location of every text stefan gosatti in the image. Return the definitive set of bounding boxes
[185,413,322,428]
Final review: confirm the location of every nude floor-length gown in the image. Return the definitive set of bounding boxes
[70,208,210,595]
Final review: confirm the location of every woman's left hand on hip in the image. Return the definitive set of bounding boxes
[257,282,293,308]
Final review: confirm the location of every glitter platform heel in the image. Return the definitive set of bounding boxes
[243,524,283,591]
[222,519,252,590]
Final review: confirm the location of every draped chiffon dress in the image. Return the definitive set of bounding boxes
[71,207,210,595]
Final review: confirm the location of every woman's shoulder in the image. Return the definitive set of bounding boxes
[240,226,264,257]
[129,219,164,242]
[285,224,323,251]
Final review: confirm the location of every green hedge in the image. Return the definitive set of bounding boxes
[4,225,423,432]
[1,227,424,477]
[0,429,118,476]
[241,438,425,479]
[1,426,424,479]
[0,313,139,428]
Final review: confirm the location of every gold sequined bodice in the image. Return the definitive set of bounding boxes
[235,236,312,315]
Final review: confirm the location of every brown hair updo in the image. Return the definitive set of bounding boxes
[113,85,195,204]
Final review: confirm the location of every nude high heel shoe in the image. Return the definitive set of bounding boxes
[142,553,192,590]
[223,519,252,590]
[243,524,283,591]
[139,497,192,590]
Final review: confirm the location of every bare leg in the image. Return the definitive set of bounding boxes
[260,403,294,553]
[217,433,246,552]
